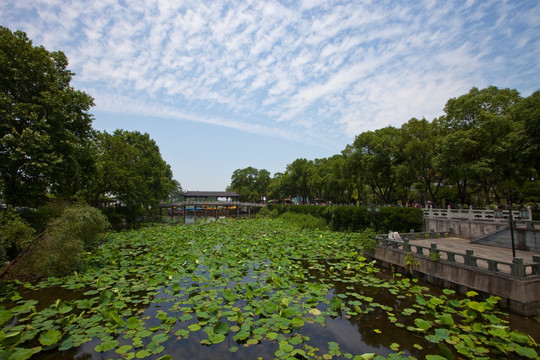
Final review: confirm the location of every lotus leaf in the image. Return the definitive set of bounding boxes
[6,348,34,360]
[38,329,61,346]
[136,349,152,358]
[0,310,13,325]
[152,333,168,344]
[147,341,165,354]
[94,339,119,352]
[116,344,133,354]
[233,330,250,341]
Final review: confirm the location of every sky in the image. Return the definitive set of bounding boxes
[2,1,540,191]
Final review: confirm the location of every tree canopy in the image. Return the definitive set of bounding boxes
[0,27,95,206]
[227,167,270,202]
[0,27,179,222]
[83,130,176,214]
[231,86,539,209]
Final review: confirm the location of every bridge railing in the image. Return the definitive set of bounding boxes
[423,205,533,222]
[375,231,540,278]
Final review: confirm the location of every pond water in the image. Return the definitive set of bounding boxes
[1,219,539,360]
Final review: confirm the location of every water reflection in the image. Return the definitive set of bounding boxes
[9,255,540,360]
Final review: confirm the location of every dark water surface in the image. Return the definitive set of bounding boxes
[8,264,538,360]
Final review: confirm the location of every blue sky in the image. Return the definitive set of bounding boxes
[2,1,539,191]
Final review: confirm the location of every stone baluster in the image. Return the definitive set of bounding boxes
[511,258,525,277]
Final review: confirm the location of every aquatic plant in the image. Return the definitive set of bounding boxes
[0,218,537,359]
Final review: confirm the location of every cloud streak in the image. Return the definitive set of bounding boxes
[2,0,540,148]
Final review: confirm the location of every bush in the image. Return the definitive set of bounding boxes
[19,199,69,233]
[50,205,110,249]
[267,204,424,233]
[0,207,35,263]
[279,212,328,230]
[27,205,110,277]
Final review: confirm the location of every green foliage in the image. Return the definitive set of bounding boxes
[256,206,278,218]
[428,251,441,262]
[0,27,96,207]
[49,205,110,250]
[24,205,109,277]
[258,86,538,208]
[404,253,419,273]
[227,167,270,202]
[268,204,423,233]
[352,127,405,204]
[517,90,540,173]
[278,212,328,230]
[19,200,70,233]
[0,218,536,359]
[0,207,35,263]
[82,130,176,224]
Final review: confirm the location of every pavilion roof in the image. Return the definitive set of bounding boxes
[182,191,242,198]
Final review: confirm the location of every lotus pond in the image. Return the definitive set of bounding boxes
[1,218,539,360]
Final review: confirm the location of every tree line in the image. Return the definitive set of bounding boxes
[229,87,539,209]
[0,27,178,222]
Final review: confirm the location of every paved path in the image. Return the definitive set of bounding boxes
[408,237,540,273]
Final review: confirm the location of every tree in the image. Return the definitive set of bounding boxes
[310,155,349,204]
[85,130,175,216]
[434,130,476,206]
[267,172,287,202]
[439,86,522,208]
[167,180,184,203]
[352,127,405,204]
[227,167,270,202]
[342,144,369,205]
[515,90,540,174]
[283,159,313,204]
[0,27,95,206]
[401,118,443,204]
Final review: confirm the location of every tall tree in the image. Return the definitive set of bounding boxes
[342,144,368,205]
[85,130,175,214]
[227,167,270,202]
[515,90,540,175]
[283,159,313,204]
[439,86,522,208]
[352,127,404,204]
[401,118,443,204]
[0,27,95,206]
[311,155,349,204]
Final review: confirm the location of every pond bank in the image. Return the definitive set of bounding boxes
[368,232,540,316]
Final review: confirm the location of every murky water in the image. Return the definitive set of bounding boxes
[7,261,539,360]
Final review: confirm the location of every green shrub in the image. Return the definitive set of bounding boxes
[0,207,35,263]
[256,206,279,218]
[50,205,110,249]
[279,212,328,230]
[268,204,423,233]
[20,200,69,233]
[29,205,110,277]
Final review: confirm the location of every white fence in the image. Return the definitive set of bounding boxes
[423,205,533,222]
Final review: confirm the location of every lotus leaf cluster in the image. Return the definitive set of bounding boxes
[0,218,538,359]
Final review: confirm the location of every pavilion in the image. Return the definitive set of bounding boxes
[181,191,242,202]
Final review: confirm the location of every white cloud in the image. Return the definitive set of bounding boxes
[2,0,539,149]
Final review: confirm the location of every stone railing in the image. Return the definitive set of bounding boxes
[375,231,540,278]
[423,206,533,222]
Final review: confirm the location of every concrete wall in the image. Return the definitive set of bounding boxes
[370,245,540,316]
[424,217,540,251]
[423,218,506,239]
[473,228,540,252]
